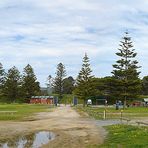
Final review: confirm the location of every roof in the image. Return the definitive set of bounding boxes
[31,96,54,99]
[87,96,107,100]
[144,98,148,102]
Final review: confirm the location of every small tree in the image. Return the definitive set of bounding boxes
[112,32,141,107]
[0,63,5,98]
[21,64,40,102]
[53,63,66,101]
[3,66,21,102]
[74,53,95,107]
[46,75,53,95]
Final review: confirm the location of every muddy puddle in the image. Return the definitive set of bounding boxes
[0,131,55,148]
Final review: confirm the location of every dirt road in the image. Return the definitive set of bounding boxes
[0,105,106,148]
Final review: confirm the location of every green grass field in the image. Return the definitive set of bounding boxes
[75,106,148,119]
[90,125,148,148]
[0,104,53,121]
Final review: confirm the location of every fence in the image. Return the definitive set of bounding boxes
[80,107,148,126]
[103,109,148,126]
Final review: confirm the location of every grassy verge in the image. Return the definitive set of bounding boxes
[89,125,148,148]
[74,106,148,119]
[74,106,148,147]
[0,104,53,121]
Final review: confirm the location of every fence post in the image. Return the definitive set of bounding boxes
[120,110,123,123]
[103,109,106,120]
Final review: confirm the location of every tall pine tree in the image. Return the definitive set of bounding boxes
[3,66,21,102]
[74,53,95,107]
[53,63,66,101]
[112,32,141,107]
[21,64,40,102]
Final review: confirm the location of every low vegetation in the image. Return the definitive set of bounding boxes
[0,104,52,121]
[98,125,148,148]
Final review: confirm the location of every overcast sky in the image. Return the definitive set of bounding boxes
[0,0,148,86]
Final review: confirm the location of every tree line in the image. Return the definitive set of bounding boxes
[0,32,148,104]
[0,62,75,103]
[0,64,40,103]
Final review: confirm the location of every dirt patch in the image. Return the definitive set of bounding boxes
[0,105,106,147]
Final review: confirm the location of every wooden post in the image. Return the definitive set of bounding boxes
[103,109,106,120]
[120,110,123,123]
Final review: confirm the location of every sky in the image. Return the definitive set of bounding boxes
[0,0,148,87]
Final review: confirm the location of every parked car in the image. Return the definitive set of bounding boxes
[87,99,92,106]
[143,98,148,107]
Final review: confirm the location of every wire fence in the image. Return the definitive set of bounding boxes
[75,106,148,126]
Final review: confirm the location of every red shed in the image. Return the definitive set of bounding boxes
[30,96,54,104]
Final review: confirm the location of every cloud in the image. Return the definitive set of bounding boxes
[0,0,148,86]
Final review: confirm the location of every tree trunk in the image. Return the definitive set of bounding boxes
[123,97,126,109]
[83,99,86,107]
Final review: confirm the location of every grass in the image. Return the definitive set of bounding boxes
[75,106,148,147]
[89,125,148,148]
[74,106,148,119]
[0,103,53,121]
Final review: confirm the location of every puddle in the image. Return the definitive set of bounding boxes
[0,131,55,148]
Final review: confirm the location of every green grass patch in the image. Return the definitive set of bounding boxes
[0,104,53,121]
[98,125,148,148]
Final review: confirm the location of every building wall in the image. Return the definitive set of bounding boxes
[30,98,53,104]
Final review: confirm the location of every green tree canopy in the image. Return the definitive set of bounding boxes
[63,76,75,94]
[142,76,148,95]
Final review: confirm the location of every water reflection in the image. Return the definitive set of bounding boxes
[0,131,55,148]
